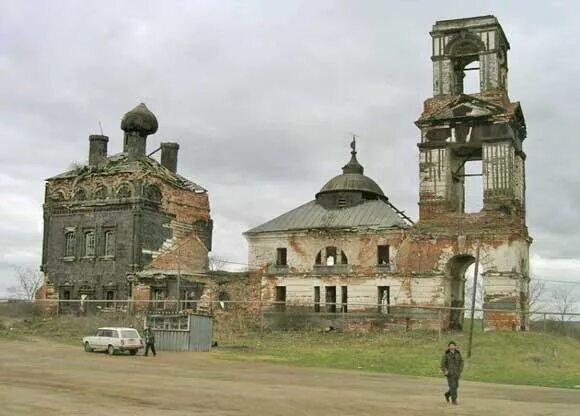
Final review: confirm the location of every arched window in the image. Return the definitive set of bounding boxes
[51,190,66,202]
[116,183,132,199]
[314,247,348,266]
[74,188,87,201]
[145,184,162,203]
[94,186,109,200]
[64,232,76,257]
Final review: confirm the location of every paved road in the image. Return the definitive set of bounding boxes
[0,339,579,415]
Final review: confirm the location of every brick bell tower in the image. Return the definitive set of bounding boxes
[413,16,531,330]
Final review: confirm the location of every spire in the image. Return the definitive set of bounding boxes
[342,134,364,174]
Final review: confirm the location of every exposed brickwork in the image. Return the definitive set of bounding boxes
[38,104,212,307]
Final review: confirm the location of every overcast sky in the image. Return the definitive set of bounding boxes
[1,0,579,302]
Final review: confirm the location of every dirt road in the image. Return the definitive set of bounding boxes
[0,338,578,416]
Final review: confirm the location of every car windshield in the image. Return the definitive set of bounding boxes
[120,329,140,338]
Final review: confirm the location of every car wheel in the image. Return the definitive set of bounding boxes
[84,342,93,353]
[129,350,137,356]
[107,345,115,356]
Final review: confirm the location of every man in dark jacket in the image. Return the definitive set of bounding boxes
[143,326,156,357]
[440,341,463,405]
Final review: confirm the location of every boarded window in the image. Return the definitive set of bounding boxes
[377,245,390,265]
[276,248,287,266]
[104,231,115,256]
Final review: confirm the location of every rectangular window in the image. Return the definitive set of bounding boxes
[325,286,336,313]
[104,231,115,256]
[84,231,95,256]
[341,286,348,313]
[64,232,76,257]
[276,248,287,266]
[314,286,320,313]
[275,286,286,312]
[378,286,390,314]
[105,290,114,307]
[377,245,390,265]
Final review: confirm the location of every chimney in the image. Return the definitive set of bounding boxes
[88,135,109,167]
[160,142,179,173]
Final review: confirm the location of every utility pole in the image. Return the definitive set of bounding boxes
[467,242,481,358]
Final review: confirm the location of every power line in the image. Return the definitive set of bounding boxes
[533,278,580,285]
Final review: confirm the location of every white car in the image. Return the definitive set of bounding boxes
[83,327,144,356]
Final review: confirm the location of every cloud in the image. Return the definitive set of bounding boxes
[1,1,580,295]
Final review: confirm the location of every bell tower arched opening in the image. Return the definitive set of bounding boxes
[446,255,475,330]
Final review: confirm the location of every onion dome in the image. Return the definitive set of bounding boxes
[121,103,158,135]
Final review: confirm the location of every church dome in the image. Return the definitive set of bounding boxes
[318,173,384,197]
[316,137,385,199]
[121,103,158,135]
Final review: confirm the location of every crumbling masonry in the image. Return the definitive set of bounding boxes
[245,16,530,331]
[37,104,214,313]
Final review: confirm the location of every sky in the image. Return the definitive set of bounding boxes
[1,0,579,306]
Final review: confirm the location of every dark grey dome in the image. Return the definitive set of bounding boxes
[316,138,385,199]
[121,103,158,135]
[318,173,384,197]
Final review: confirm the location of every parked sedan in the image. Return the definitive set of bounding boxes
[83,327,144,356]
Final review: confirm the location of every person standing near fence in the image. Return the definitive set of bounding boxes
[440,341,463,405]
[143,325,157,357]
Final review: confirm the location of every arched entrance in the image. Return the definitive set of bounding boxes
[445,255,475,330]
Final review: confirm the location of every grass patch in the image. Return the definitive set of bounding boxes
[213,330,580,389]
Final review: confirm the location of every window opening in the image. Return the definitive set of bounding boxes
[276,248,287,266]
[462,61,480,94]
[340,251,348,265]
[341,286,348,313]
[105,291,114,307]
[464,160,483,213]
[64,232,76,257]
[325,286,336,313]
[314,286,320,313]
[104,231,115,256]
[275,286,286,312]
[378,286,390,314]
[377,245,390,265]
[84,231,95,256]
[325,247,337,266]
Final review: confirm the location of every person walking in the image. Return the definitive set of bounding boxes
[143,325,157,357]
[440,340,463,405]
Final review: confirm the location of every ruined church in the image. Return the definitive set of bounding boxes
[246,15,530,330]
[37,15,530,330]
[38,103,214,312]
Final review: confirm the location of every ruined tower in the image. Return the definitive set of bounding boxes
[411,16,530,329]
